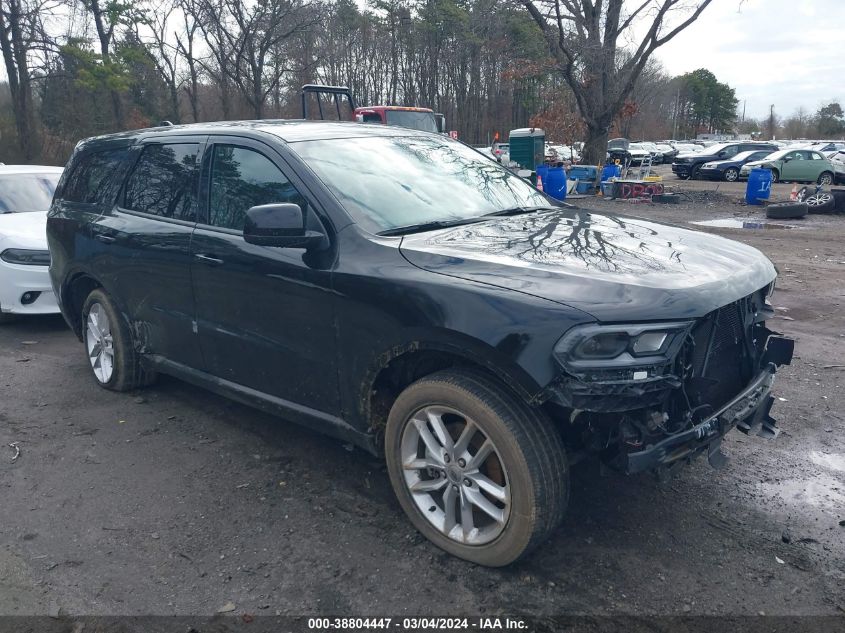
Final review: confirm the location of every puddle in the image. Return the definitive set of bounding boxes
[809,451,845,473]
[691,218,797,230]
[757,474,845,511]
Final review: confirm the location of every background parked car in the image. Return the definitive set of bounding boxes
[654,143,677,161]
[670,143,702,155]
[740,149,836,184]
[698,149,775,182]
[0,165,64,322]
[637,142,664,164]
[626,142,652,165]
[491,142,509,163]
[672,141,778,180]
[547,144,580,163]
[826,150,845,184]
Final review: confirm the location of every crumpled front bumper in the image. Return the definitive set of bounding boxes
[625,362,784,474]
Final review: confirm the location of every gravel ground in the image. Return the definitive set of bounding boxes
[1,172,844,619]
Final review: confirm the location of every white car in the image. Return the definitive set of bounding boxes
[0,165,63,322]
[828,150,845,182]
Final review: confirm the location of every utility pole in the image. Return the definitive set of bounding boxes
[768,104,775,140]
[672,87,680,139]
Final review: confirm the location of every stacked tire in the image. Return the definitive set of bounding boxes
[805,192,836,214]
[766,202,808,219]
[831,189,845,213]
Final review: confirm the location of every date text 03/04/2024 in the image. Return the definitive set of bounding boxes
[307,617,528,631]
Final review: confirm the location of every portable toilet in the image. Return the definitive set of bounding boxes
[508,128,545,169]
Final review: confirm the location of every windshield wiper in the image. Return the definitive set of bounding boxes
[377,217,487,236]
[482,205,560,218]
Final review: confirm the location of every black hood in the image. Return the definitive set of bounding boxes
[399,209,776,322]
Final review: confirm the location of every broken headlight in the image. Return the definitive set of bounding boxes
[554,322,693,371]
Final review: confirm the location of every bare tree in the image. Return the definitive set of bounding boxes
[0,0,48,159]
[175,0,202,121]
[520,0,714,164]
[216,0,315,119]
[130,1,182,123]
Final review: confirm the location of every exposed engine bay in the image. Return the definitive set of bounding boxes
[547,284,795,475]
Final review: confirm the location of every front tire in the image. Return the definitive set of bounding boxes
[724,167,739,182]
[82,288,156,391]
[385,369,568,566]
[818,171,833,185]
[770,169,780,183]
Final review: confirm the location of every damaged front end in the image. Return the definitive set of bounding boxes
[548,284,794,476]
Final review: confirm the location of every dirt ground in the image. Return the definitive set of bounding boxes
[1,170,844,619]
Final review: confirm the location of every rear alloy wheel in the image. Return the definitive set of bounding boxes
[82,288,156,391]
[805,192,836,214]
[724,167,739,182]
[385,370,568,566]
[818,171,833,185]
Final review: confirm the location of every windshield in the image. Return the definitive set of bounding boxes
[384,110,439,133]
[733,150,766,162]
[702,143,732,155]
[0,173,60,213]
[291,135,549,233]
[754,149,789,161]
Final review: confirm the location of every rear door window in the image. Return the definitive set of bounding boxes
[123,143,200,221]
[62,148,130,204]
[206,144,308,231]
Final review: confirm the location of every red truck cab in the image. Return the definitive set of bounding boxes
[354,106,440,133]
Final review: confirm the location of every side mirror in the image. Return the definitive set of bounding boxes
[243,203,325,249]
[717,151,727,158]
[783,156,791,162]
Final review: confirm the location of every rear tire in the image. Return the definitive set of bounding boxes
[385,369,568,567]
[690,164,701,179]
[818,171,833,185]
[81,288,156,391]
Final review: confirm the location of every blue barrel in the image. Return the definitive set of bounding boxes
[746,168,772,205]
[544,166,567,201]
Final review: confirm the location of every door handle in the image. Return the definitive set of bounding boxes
[194,253,224,266]
[95,234,116,244]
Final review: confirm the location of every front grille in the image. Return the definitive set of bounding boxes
[686,300,751,411]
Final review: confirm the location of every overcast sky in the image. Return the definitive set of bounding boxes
[653,0,844,120]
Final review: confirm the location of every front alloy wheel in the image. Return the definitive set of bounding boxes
[400,405,510,545]
[385,369,568,566]
[724,167,739,182]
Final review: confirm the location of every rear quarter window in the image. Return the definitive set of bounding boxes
[61,147,131,205]
[122,143,199,221]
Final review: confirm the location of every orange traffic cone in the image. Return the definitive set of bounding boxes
[537,173,544,192]
[790,184,798,201]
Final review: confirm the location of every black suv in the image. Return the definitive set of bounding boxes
[47,122,793,566]
[672,141,778,179]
